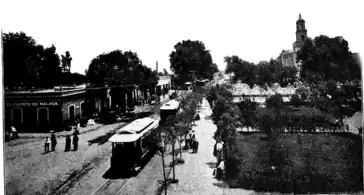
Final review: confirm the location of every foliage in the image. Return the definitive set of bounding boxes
[169,39,218,84]
[86,50,158,87]
[297,35,362,117]
[3,31,86,89]
[224,56,298,88]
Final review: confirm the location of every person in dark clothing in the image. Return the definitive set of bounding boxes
[73,134,79,151]
[65,135,71,151]
[50,133,57,151]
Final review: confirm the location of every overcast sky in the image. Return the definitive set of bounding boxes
[1,0,363,74]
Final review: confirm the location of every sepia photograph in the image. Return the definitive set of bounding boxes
[1,0,363,194]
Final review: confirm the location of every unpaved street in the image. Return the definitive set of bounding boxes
[4,95,174,195]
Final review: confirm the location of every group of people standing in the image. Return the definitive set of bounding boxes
[43,125,80,153]
[185,131,199,153]
[213,139,225,179]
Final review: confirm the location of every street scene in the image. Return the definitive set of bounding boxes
[1,1,363,195]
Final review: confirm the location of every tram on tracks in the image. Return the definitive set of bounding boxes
[108,117,160,172]
[160,99,181,122]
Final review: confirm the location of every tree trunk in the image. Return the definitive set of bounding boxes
[161,149,167,195]
[172,141,176,180]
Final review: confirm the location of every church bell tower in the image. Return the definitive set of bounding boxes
[293,14,307,52]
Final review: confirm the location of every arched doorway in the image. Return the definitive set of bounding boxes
[37,107,49,131]
[68,104,75,122]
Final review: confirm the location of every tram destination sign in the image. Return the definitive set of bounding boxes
[7,101,60,107]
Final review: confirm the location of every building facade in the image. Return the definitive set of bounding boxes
[5,86,88,132]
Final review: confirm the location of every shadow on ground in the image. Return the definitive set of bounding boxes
[119,111,154,123]
[102,149,156,179]
[213,182,227,188]
[87,123,127,146]
[206,162,216,169]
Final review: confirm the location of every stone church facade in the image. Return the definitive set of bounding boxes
[279,14,309,71]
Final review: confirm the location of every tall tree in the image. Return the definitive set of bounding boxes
[87,50,158,87]
[3,32,64,89]
[297,35,362,117]
[169,40,216,83]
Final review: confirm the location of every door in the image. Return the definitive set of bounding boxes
[69,105,75,122]
[38,108,49,131]
[12,107,23,129]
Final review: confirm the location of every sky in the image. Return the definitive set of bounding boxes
[1,0,363,74]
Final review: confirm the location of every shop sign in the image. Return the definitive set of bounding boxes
[6,101,60,107]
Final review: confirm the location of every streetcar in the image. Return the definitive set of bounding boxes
[160,99,181,122]
[108,117,160,172]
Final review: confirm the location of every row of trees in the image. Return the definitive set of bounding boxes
[157,92,203,195]
[224,34,361,118]
[169,40,219,86]
[206,81,351,185]
[3,32,86,89]
[224,56,298,88]
[3,33,219,91]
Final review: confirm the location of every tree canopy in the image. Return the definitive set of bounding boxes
[169,40,218,83]
[86,50,158,87]
[3,31,85,89]
[224,56,298,88]
[297,35,362,117]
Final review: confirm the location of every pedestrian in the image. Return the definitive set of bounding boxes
[50,132,57,151]
[11,126,19,139]
[44,137,51,153]
[73,133,79,151]
[65,135,71,151]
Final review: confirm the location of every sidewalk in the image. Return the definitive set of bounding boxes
[166,98,251,195]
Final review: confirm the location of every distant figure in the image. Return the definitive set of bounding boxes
[50,133,57,151]
[44,137,51,153]
[73,134,79,151]
[65,135,71,151]
[11,126,19,139]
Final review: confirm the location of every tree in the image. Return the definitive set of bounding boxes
[297,35,362,117]
[3,32,63,89]
[169,40,216,83]
[86,50,158,87]
[61,51,72,72]
[224,56,297,88]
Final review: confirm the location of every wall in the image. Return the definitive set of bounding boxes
[62,95,85,121]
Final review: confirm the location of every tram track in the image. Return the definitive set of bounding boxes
[91,176,132,195]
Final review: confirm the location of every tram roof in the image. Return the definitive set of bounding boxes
[160,99,180,110]
[109,118,159,143]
